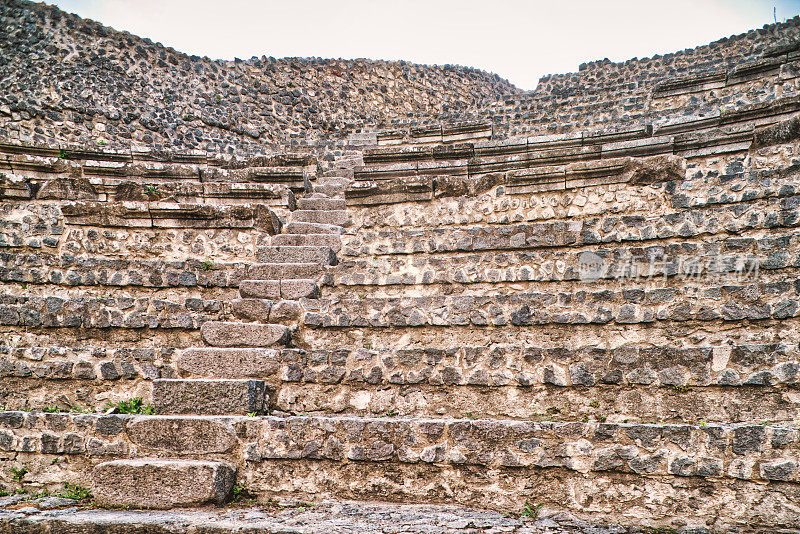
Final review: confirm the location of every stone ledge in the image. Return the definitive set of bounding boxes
[0,501,604,534]
[2,412,799,484]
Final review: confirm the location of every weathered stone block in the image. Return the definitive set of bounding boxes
[201,321,289,347]
[297,197,346,210]
[231,298,272,321]
[257,245,337,265]
[91,459,235,509]
[280,279,320,299]
[239,279,281,299]
[178,348,280,378]
[245,263,325,281]
[127,416,237,453]
[271,233,342,252]
[152,379,268,414]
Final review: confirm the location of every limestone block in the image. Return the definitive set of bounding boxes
[91,459,235,509]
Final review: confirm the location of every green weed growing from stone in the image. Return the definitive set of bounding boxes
[520,501,542,518]
[232,485,258,503]
[9,466,27,492]
[201,259,214,271]
[60,482,91,501]
[57,148,68,159]
[106,398,155,415]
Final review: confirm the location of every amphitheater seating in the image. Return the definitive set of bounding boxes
[3,5,800,533]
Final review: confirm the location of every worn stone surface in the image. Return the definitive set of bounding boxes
[177,348,280,378]
[2,3,800,531]
[91,459,235,509]
[201,321,289,347]
[152,379,268,414]
[0,501,646,534]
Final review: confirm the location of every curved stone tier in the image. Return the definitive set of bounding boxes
[2,1,800,531]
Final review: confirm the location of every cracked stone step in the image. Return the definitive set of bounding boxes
[256,245,338,265]
[153,378,268,414]
[288,209,349,226]
[201,321,289,347]
[271,233,342,252]
[244,262,325,281]
[92,459,236,509]
[238,279,320,299]
[297,197,346,210]
[177,347,280,378]
[284,222,344,235]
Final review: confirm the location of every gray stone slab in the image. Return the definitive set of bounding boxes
[91,459,235,509]
[152,379,267,415]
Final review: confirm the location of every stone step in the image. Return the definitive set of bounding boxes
[153,378,268,414]
[270,233,342,252]
[288,209,348,226]
[311,184,344,197]
[201,321,290,347]
[239,278,320,299]
[297,197,346,210]
[177,347,280,378]
[256,245,338,265]
[231,298,273,321]
[317,176,350,187]
[244,262,325,281]
[8,410,799,528]
[91,459,235,509]
[0,501,547,533]
[284,221,344,235]
[229,299,304,326]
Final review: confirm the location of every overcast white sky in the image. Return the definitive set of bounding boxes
[49,0,800,90]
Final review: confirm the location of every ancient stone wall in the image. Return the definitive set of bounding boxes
[2,2,800,532]
[0,0,517,152]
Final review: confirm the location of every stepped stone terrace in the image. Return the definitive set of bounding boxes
[2,1,800,532]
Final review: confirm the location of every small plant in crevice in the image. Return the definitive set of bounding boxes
[57,148,68,159]
[105,398,155,415]
[144,184,159,197]
[9,466,27,492]
[520,500,542,518]
[232,485,258,503]
[200,259,214,271]
[60,482,91,501]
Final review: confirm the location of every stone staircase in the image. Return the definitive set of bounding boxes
[4,13,800,534]
[80,172,353,510]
